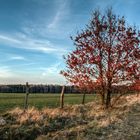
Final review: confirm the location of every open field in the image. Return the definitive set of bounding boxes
[0,93,97,113]
[0,94,139,140]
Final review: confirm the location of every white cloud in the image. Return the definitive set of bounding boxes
[20,0,72,40]
[0,32,68,84]
[10,62,36,68]
[0,66,13,78]
[48,10,62,29]
[41,62,61,75]
[48,0,69,29]
[10,56,25,60]
[40,62,66,84]
[0,65,66,85]
[0,33,68,54]
[0,63,66,84]
[0,35,21,43]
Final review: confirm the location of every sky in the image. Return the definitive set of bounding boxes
[0,0,140,85]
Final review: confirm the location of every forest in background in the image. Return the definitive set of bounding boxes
[0,84,79,93]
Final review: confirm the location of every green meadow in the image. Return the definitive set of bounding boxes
[0,93,97,113]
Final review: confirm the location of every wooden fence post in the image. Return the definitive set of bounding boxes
[60,86,65,109]
[24,82,29,110]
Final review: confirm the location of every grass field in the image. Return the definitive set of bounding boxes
[0,93,97,113]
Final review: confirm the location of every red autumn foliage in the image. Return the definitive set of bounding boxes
[131,80,140,92]
[61,9,140,108]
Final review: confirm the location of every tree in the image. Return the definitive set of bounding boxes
[24,82,30,110]
[132,80,140,96]
[61,8,140,108]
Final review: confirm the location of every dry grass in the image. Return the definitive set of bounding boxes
[0,93,140,140]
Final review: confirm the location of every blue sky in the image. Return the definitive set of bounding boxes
[0,0,140,84]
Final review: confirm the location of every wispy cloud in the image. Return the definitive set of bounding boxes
[48,0,69,29]
[0,33,68,54]
[39,62,66,84]
[0,66,13,78]
[41,62,61,75]
[21,0,71,40]
[10,56,26,60]
[0,63,66,84]
[0,35,21,43]
[0,31,68,84]
[11,62,36,68]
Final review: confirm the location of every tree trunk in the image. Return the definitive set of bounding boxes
[101,93,105,105]
[137,91,139,97]
[60,86,65,109]
[82,92,86,104]
[106,88,111,109]
[24,82,29,110]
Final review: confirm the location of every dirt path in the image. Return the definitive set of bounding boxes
[99,102,140,140]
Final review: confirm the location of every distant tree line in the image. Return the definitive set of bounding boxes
[0,84,80,93]
[0,84,137,94]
